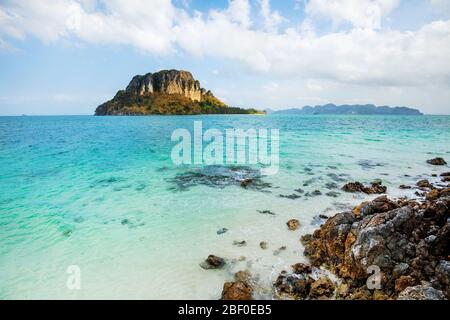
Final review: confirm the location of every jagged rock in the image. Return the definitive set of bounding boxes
[274,271,312,300]
[436,260,450,297]
[400,184,412,189]
[441,172,450,177]
[291,263,312,274]
[373,290,391,300]
[200,255,225,270]
[427,158,447,166]
[346,288,373,300]
[397,283,446,300]
[95,69,259,115]
[342,181,366,193]
[287,219,300,231]
[304,192,450,299]
[309,277,335,299]
[417,179,432,188]
[395,275,417,292]
[342,181,386,194]
[426,189,440,201]
[222,281,253,300]
[352,195,398,218]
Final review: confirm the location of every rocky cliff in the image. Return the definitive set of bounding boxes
[95,69,260,115]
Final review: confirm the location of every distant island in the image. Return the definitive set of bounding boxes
[95,69,261,115]
[266,104,423,115]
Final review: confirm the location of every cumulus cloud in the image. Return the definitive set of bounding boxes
[0,0,449,112]
[305,0,401,29]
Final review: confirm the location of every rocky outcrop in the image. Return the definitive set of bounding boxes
[342,181,387,194]
[301,181,450,300]
[125,70,204,102]
[95,69,261,115]
[222,271,253,300]
[273,263,336,300]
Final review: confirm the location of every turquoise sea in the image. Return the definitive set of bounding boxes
[0,115,449,299]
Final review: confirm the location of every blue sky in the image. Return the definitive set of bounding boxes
[1,0,450,115]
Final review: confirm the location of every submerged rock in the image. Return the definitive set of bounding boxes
[279,194,302,200]
[217,228,228,235]
[287,219,300,231]
[260,241,268,250]
[257,210,276,215]
[240,179,253,188]
[200,255,225,270]
[233,240,247,247]
[325,191,340,198]
[427,158,447,166]
[273,246,287,256]
[169,166,271,191]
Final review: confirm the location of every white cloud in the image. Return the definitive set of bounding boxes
[258,0,286,32]
[0,0,449,113]
[305,0,401,29]
[226,0,252,29]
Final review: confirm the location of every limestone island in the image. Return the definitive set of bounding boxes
[95,69,262,115]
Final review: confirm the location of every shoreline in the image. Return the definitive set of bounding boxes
[206,157,450,300]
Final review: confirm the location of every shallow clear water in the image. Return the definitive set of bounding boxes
[0,115,449,299]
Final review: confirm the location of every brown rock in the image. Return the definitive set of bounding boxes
[441,172,450,177]
[373,290,390,300]
[427,158,447,166]
[342,181,366,193]
[274,271,311,300]
[399,184,412,189]
[347,288,373,300]
[222,281,253,300]
[395,276,417,292]
[309,277,335,299]
[234,270,251,282]
[259,241,268,250]
[336,283,351,299]
[200,255,225,269]
[416,179,432,188]
[287,219,300,231]
[426,189,440,201]
[342,181,386,194]
[291,263,312,274]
